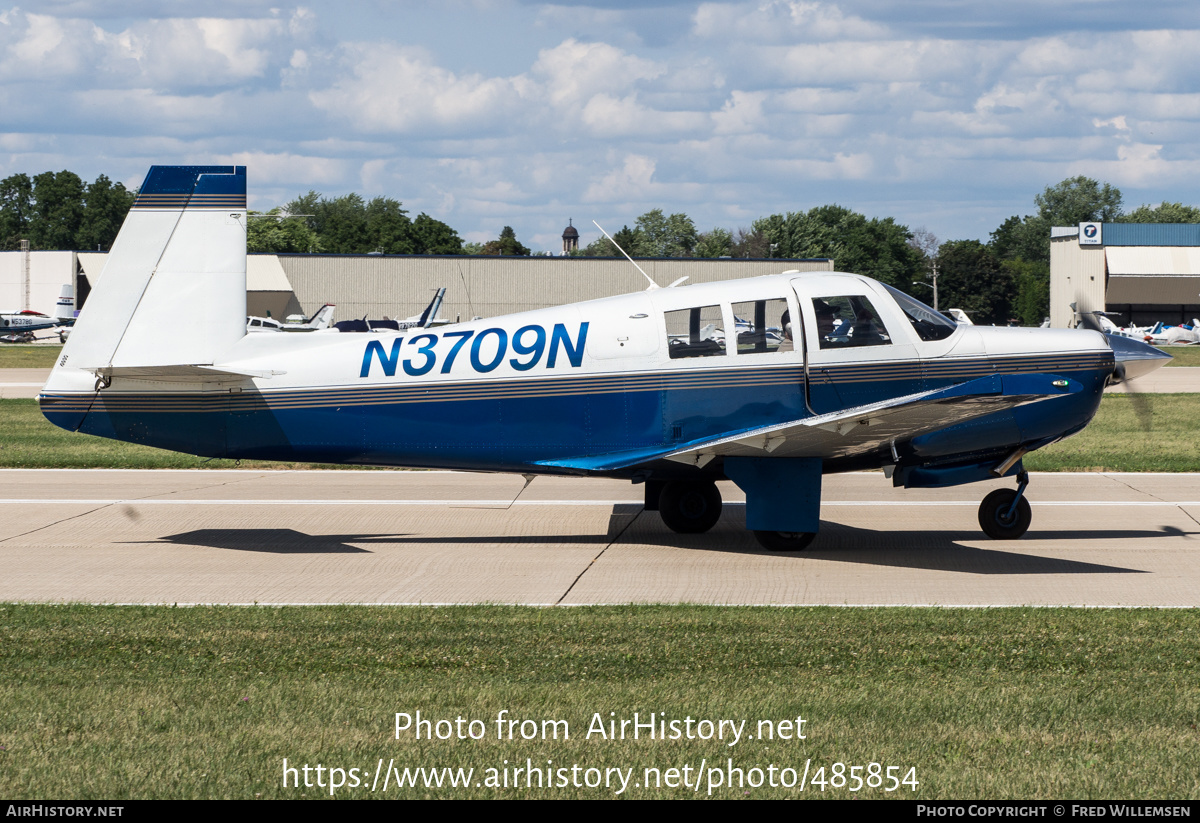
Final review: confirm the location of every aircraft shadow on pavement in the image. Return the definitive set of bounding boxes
[139,505,1189,574]
[142,529,379,553]
[624,516,1170,575]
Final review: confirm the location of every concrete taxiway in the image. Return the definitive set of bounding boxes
[2,469,1199,607]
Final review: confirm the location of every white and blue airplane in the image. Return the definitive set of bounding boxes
[2,285,76,341]
[39,166,1171,549]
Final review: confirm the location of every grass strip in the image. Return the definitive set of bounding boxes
[0,605,1196,800]
[1024,394,1200,472]
[0,345,62,368]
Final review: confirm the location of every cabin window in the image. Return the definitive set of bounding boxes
[883,284,958,341]
[665,305,726,358]
[812,295,892,349]
[732,298,790,354]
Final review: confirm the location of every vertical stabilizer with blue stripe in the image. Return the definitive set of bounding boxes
[58,165,247,372]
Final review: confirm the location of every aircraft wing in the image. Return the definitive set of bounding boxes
[535,372,1081,472]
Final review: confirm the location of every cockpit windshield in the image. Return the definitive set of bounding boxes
[883,285,958,341]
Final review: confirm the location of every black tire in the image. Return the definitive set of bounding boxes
[753,531,817,552]
[978,489,1032,540]
[658,480,722,534]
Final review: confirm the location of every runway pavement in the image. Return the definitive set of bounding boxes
[2,469,1199,607]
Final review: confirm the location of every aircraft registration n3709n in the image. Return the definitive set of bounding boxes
[39,166,1171,550]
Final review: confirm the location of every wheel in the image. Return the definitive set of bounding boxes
[753,531,816,552]
[658,480,722,534]
[978,489,1032,540]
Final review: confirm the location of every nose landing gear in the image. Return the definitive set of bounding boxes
[978,471,1031,540]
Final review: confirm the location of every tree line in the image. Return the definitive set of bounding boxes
[3,169,1197,326]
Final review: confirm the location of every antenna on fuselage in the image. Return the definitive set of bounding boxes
[592,220,687,291]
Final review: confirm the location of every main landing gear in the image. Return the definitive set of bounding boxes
[653,478,816,552]
[978,471,1032,540]
[657,479,723,534]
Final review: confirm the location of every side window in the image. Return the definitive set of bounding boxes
[813,295,892,349]
[732,298,791,354]
[665,305,726,359]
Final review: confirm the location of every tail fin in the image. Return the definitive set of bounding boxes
[54,284,74,321]
[307,303,336,330]
[419,287,446,328]
[60,166,247,372]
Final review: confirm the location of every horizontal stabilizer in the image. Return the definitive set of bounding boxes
[93,364,286,384]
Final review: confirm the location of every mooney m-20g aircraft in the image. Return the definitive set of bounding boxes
[39,167,1171,549]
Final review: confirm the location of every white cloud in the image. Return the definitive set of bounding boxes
[309,44,521,134]
[583,154,658,203]
[227,150,346,186]
[711,90,767,134]
[693,1,887,43]
[524,38,664,107]
[0,8,299,88]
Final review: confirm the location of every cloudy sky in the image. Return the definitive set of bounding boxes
[3,1,1200,252]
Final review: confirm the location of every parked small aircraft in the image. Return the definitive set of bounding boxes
[332,288,450,333]
[246,304,335,333]
[39,167,1172,548]
[1,285,75,341]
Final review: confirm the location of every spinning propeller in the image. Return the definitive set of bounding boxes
[1074,307,1171,431]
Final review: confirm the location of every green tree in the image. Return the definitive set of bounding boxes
[78,174,135,251]
[0,173,33,250]
[311,193,369,253]
[935,240,1014,325]
[730,227,771,258]
[753,205,923,288]
[246,209,322,253]
[634,209,697,257]
[364,196,413,254]
[481,226,530,256]
[1006,258,1051,327]
[411,213,464,255]
[989,214,1051,264]
[1120,202,1200,223]
[693,227,732,258]
[29,170,86,250]
[1035,176,1123,225]
[579,224,641,257]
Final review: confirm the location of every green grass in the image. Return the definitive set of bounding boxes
[1024,394,1200,472]
[1157,346,1200,367]
[0,345,62,368]
[0,605,1196,799]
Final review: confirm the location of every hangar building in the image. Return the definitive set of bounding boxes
[1050,223,1200,328]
